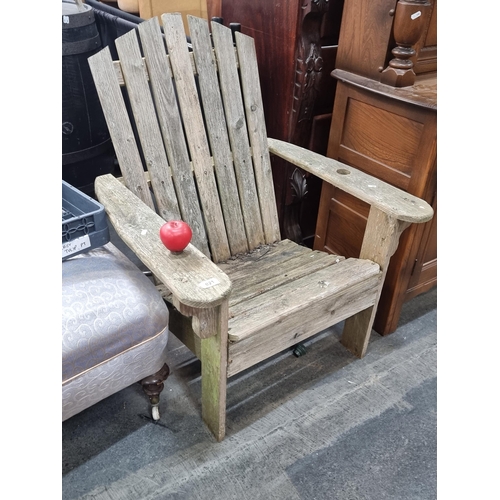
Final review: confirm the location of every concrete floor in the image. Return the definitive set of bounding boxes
[62,230,437,500]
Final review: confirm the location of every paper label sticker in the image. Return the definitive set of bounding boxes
[411,11,421,20]
[62,235,91,258]
[198,278,220,289]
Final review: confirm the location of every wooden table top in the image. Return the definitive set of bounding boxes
[332,69,437,110]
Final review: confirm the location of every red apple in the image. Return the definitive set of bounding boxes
[159,220,192,253]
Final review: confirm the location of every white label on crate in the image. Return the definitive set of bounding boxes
[411,11,421,20]
[62,235,91,259]
[63,15,70,24]
[198,278,220,289]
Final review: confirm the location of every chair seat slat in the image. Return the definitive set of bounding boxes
[228,258,381,342]
[223,242,344,307]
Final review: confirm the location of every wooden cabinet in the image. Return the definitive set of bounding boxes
[314,0,437,335]
[212,0,345,246]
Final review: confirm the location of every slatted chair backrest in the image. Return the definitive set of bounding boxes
[88,13,281,264]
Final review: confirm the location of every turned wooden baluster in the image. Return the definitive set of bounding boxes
[381,0,432,87]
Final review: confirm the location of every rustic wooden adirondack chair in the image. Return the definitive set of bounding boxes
[88,13,434,441]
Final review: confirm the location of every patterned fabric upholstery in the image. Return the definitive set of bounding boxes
[62,243,169,421]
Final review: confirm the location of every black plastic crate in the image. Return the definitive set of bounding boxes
[62,180,109,260]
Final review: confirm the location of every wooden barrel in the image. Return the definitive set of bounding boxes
[62,1,113,192]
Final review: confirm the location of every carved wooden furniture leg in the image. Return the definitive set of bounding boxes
[380,0,432,87]
[141,363,170,421]
[341,207,411,358]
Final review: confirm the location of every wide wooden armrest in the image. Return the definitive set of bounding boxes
[94,174,232,309]
[267,138,434,224]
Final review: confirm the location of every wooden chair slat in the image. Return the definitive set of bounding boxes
[226,247,340,288]
[161,12,231,263]
[226,250,343,308]
[187,16,248,256]
[88,47,155,212]
[228,258,381,343]
[219,239,311,280]
[210,21,266,250]
[227,264,381,377]
[137,18,210,256]
[114,29,181,223]
[235,31,281,244]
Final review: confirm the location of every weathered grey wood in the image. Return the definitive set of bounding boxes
[162,12,231,263]
[167,305,202,358]
[188,16,248,256]
[235,31,281,244]
[138,18,210,256]
[229,258,380,340]
[227,262,381,376]
[111,49,240,85]
[211,21,266,250]
[341,207,411,357]
[224,247,343,307]
[167,296,229,441]
[218,239,309,279]
[94,174,232,309]
[267,138,434,223]
[88,47,155,211]
[114,29,181,223]
[200,300,229,441]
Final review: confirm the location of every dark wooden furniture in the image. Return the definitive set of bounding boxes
[212,0,345,246]
[314,0,437,335]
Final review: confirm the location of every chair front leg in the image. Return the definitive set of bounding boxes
[341,206,411,358]
[200,300,229,442]
[174,297,229,442]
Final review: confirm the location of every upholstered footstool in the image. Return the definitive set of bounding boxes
[62,242,170,421]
